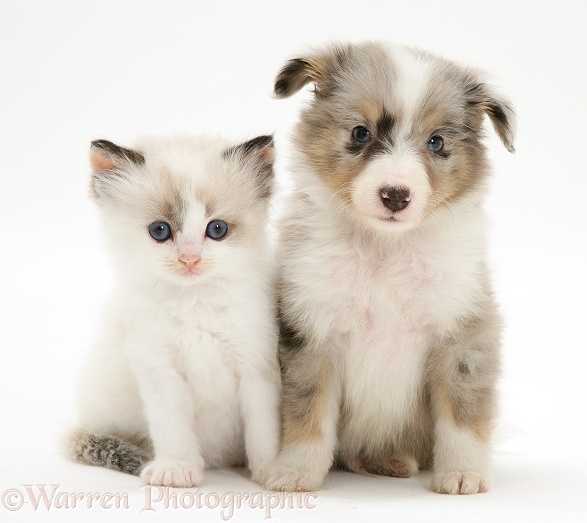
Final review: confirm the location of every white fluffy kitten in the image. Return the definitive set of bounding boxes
[68,134,280,488]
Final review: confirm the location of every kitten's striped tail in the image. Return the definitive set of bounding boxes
[68,430,150,476]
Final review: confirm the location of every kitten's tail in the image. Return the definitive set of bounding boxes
[68,430,150,476]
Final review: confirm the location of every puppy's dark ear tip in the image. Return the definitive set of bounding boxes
[507,144,516,154]
[274,80,288,97]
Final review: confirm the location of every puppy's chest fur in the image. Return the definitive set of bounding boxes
[333,240,439,438]
[334,241,441,335]
[283,204,486,437]
[294,215,482,344]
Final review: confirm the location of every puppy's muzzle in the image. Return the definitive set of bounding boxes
[380,186,411,212]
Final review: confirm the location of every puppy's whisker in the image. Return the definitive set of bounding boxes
[326,184,353,217]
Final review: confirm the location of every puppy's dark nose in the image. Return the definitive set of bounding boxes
[380,186,411,212]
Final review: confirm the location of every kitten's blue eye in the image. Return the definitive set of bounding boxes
[427,135,444,153]
[148,221,172,242]
[352,126,371,144]
[206,220,228,240]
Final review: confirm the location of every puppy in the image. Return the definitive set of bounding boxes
[263,41,515,495]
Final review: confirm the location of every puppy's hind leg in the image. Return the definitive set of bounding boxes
[427,308,501,495]
[367,456,420,478]
[263,337,340,492]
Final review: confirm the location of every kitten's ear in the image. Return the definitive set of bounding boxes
[464,81,517,153]
[228,134,275,162]
[89,139,145,201]
[225,135,275,198]
[89,139,145,173]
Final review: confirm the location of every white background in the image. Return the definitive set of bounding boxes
[1,0,586,521]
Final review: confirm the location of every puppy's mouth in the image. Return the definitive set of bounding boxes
[354,203,419,231]
[381,211,404,222]
[377,207,410,223]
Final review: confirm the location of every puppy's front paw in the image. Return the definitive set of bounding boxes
[262,464,325,492]
[432,471,488,495]
[141,459,204,488]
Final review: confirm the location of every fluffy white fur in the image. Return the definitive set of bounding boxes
[72,135,280,487]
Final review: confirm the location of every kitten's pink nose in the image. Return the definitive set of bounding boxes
[179,253,200,269]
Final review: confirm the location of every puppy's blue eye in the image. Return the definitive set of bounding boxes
[352,126,371,144]
[148,222,172,242]
[427,135,444,153]
[206,220,228,240]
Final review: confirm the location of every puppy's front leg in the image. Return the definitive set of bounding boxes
[427,312,501,495]
[264,345,340,492]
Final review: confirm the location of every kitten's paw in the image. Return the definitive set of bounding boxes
[432,471,488,495]
[250,462,270,486]
[141,460,204,488]
[369,457,419,478]
[262,465,325,492]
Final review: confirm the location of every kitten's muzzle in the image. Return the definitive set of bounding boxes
[380,186,411,212]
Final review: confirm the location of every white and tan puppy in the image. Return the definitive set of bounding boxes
[264,41,515,495]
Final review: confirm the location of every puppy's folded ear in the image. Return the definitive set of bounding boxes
[465,82,517,153]
[274,54,331,98]
[224,135,275,198]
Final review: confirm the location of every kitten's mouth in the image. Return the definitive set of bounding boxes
[177,267,202,278]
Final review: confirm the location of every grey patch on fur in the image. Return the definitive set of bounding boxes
[425,299,502,432]
[69,431,151,476]
[278,305,308,353]
[457,360,471,375]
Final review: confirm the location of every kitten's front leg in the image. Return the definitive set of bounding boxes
[238,359,281,484]
[427,312,501,495]
[129,352,204,488]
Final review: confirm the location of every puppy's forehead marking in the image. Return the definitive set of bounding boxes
[388,46,434,133]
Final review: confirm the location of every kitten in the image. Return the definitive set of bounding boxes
[68,134,280,488]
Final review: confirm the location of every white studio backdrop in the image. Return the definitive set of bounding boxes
[1,1,586,521]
